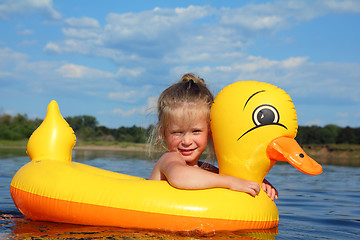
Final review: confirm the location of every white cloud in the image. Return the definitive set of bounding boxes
[324,0,360,13]
[0,0,61,20]
[19,40,37,46]
[301,62,360,103]
[64,17,100,28]
[103,5,213,40]
[111,108,137,117]
[0,48,147,98]
[41,2,360,69]
[62,28,101,39]
[336,112,349,118]
[0,48,28,67]
[213,56,308,72]
[140,96,157,115]
[220,0,360,34]
[44,39,99,55]
[115,67,144,77]
[221,9,286,31]
[43,5,216,64]
[17,29,35,35]
[108,84,153,104]
[62,17,102,39]
[43,42,61,53]
[305,119,323,126]
[280,57,309,68]
[108,90,138,102]
[56,64,114,79]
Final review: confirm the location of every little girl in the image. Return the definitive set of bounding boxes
[149,73,278,200]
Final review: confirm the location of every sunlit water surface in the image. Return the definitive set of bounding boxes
[0,149,359,239]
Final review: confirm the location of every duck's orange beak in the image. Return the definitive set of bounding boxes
[267,136,322,175]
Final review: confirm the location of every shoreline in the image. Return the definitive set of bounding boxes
[0,144,148,152]
[1,143,359,166]
[74,144,147,152]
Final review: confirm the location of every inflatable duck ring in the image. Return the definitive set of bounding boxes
[10,81,322,233]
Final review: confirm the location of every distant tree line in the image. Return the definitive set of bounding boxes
[0,113,152,143]
[0,113,359,145]
[0,113,42,140]
[296,125,360,145]
[65,115,151,143]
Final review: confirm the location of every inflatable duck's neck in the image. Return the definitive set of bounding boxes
[26,100,76,162]
[216,136,276,184]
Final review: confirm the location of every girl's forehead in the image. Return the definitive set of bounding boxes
[169,104,208,118]
[166,105,208,126]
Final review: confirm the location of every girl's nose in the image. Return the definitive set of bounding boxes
[181,133,192,146]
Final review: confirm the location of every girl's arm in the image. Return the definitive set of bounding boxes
[150,152,260,197]
[198,161,278,200]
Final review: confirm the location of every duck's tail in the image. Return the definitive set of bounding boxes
[26,100,76,162]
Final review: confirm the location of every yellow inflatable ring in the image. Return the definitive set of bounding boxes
[10,81,322,233]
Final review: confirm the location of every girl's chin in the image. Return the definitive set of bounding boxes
[180,152,201,165]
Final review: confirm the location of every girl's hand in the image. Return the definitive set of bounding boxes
[229,177,260,197]
[262,179,278,200]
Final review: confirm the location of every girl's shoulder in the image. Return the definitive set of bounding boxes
[161,151,182,159]
[158,152,186,165]
[149,152,183,180]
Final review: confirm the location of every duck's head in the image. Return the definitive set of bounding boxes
[210,81,322,184]
[27,100,76,162]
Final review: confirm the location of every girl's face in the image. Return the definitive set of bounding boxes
[163,105,209,166]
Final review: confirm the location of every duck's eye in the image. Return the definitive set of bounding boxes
[253,105,279,126]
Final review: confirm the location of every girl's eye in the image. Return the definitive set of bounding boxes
[193,130,201,134]
[172,131,182,135]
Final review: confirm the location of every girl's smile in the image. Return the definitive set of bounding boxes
[179,148,196,156]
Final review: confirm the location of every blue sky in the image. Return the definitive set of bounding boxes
[0,0,359,128]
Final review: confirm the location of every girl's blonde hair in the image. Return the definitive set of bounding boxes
[148,73,215,162]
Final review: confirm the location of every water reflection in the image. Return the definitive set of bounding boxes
[2,214,279,240]
[0,148,27,158]
[72,149,151,162]
[316,156,360,167]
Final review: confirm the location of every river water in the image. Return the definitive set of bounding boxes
[0,148,359,239]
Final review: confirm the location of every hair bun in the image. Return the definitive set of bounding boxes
[180,73,206,86]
